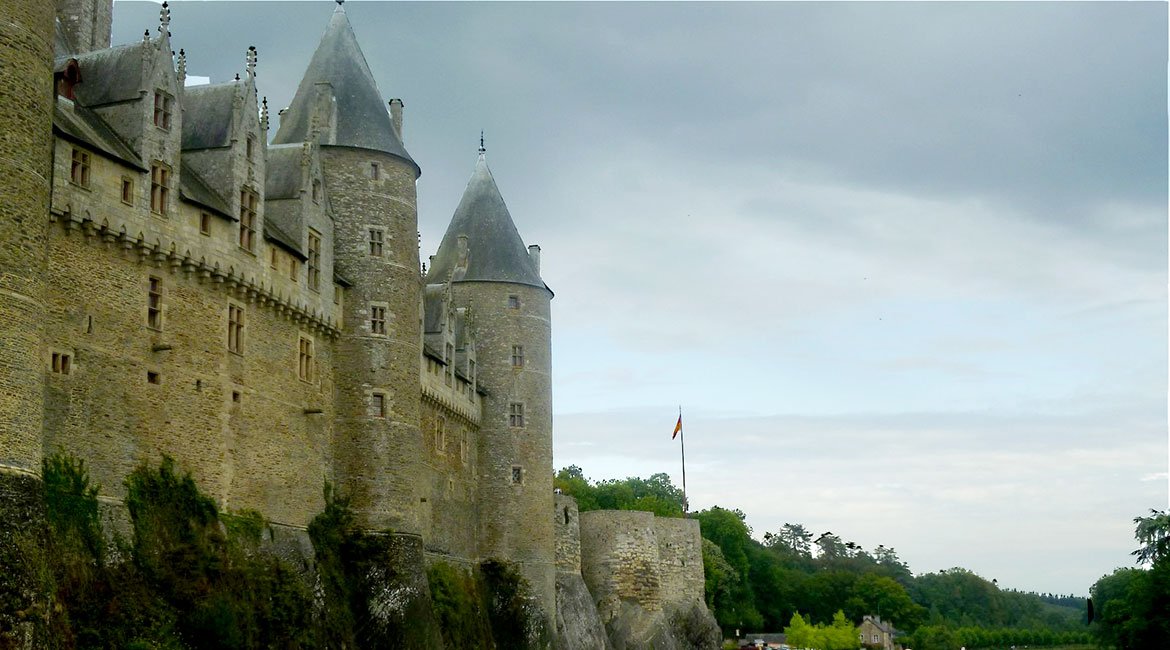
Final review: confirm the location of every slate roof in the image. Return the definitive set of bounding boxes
[264,215,306,260]
[271,4,418,175]
[182,82,239,150]
[53,100,144,170]
[72,39,152,107]
[265,145,305,200]
[178,159,233,219]
[54,19,77,60]
[425,153,548,292]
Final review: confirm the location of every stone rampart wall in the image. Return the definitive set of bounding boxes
[554,494,581,573]
[654,516,706,606]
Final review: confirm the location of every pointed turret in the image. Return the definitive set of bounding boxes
[427,145,556,627]
[425,151,548,290]
[272,2,418,175]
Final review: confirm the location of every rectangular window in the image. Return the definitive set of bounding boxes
[511,466,523,485]
[121,177,133,204]
[245,135,255,161]
[370,393,386,418]
[507,295,520,310]
[270,247,279,269]
[370,305,387,335]
[436,417,446,455]
[70,148,90,187]
[333,285,342,306]
[307,231,321,291]
[370,162,379,180]
[460,434,469,464]
[508,402,525,428]
[199,212,211,236]
[150,164,169,215]
[298,336,314,382]
[147,371,161,384]
[289,258,299,283]
[153,91,172,129]
[51,352,72,375]
[468,359,476,383]
[239,188,257,252]
[147,276,163,330]
[227,304,244,354]
[511,345,524,368]
[368,228,384,257]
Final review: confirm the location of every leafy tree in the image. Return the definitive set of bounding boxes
[1133,509,1170,566]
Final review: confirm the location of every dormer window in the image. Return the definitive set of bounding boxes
[150,163,170,216]
[239,188,258,252]
[70,148,90,187]
[153,91,172,130]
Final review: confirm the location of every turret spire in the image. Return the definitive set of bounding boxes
[479,130,485,154]
[246,45,257,79]
[159,1,170,33]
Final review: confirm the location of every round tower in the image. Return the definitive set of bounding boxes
[272,3,424,535]
[0,0,56,644]
[0,0,55,482]
[427,149,556,623]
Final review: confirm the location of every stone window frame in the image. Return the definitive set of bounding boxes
[507,294,520,310]
[147,370,161,385]
[367,226,385,257]
[435,416,446,456]
[199,212,212,236]
[369,161,380,180]
[150,162,170,216]
[269,246,279,269]
[245,135,256,161]
[297,334,314,383]
[227,302,245,355]
[508,401,525,428]
[51,351,73,375]
[153,90,173,130]
[369,391,387,419]
[369,302,389,337]
[120,176,134,205]
[147,276,164,330]
[307,230,322,291]
[511,344,524,369]
[238,187,259,253]
[289,257,299,283]
[70,147,91,188]
[511,465,524,485]
[460,431,469,465]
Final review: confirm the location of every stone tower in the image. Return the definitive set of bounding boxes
[427,148,556,622]
[56,0,113,54]
[0,0,57,644]
[273,2,424,536]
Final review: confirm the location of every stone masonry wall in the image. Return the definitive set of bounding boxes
[579,510,663,620]
[325,146,423,534]
[554,494,582,573]
[0,0,55,480]
[419,398,479,561]
[654,517,706,607]
[455,280,555,621]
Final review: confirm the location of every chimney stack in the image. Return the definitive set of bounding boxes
[527,244,541,275]
[389,98,404,143]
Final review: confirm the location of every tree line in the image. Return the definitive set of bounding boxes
[555,466,1106,649]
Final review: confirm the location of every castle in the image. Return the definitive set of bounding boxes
[0,1,718,647]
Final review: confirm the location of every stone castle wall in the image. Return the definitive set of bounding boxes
[579,510,664,618]
[654,517,706,608]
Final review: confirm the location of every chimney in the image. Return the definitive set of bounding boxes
[389,98,404,143]
[527,244,541,275]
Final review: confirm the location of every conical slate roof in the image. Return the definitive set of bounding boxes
[272,4,418,175]
[426,152,546,290]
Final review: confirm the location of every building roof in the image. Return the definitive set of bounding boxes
[53,100,144,170]
[425,152,548,292]
[265,144,305,200]
[271,4,417,175]
[264,215,307,260]
[72,39,153,107]
[178,160,233,219]
[181,81,239,150]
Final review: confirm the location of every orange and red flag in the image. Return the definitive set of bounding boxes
[672,414,682,440]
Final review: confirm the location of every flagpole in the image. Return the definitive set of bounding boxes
[679,405,688,513]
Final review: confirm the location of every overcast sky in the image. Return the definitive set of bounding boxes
[114,1,1167,597]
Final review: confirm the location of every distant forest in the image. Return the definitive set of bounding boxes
[555,466,1158,649]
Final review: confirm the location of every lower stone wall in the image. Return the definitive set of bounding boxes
[576,509,719,650]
